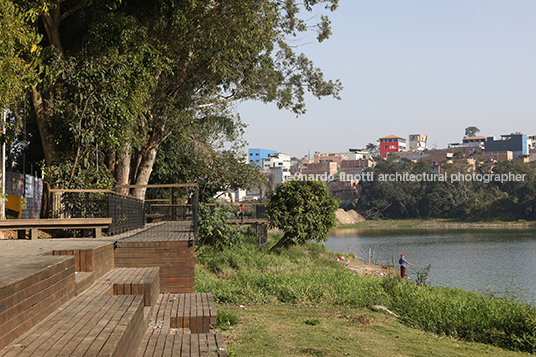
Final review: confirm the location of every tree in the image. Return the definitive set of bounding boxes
[265,179,339,252]
[365,143,377,152]
[464,126,480,138]
[0,1,40,110]
[13,0,342,198]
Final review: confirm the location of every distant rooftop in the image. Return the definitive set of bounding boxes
[378,135,406,140]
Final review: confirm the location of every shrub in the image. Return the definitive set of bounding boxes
[215,310,239,331]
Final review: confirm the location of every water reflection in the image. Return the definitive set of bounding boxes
[325,228,536,304]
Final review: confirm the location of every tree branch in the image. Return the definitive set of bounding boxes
[62,0,89,21]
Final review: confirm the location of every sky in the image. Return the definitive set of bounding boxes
[235,0,536,158]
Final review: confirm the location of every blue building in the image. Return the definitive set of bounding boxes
[484,133,528,158]
[248,148,277,168]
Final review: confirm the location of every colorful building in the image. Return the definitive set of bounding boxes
[378,135,407,158]
[248,148,277,168]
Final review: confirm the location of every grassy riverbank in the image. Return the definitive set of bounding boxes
[195,235,536,356]
[338,217,536,229]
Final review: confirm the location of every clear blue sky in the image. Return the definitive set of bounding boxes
[236,0,536,158]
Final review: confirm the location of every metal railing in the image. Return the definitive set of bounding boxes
[115,183,199,243]
[50,189,145,235]
[49,184,200,241]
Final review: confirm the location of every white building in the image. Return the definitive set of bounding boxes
[409,134,428,151]
[347,149,370,160]
[271,167,292,185]
[263,152,291,170]
[462,136,486,148]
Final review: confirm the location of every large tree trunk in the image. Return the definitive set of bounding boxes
[114,143,132,196]
[131,145,159,200]
[31,85,58,166]
[32,2,63,166]
[129,120,167,200]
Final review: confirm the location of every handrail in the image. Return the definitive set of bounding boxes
[115,183,198,188]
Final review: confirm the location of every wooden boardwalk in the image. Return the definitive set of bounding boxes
[117,221,193,242]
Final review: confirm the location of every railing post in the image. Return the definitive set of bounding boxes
[193,186,199,245]
[171,187,177,221]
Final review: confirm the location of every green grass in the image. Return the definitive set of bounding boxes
[220,304,530,357]
[196,237,536,353]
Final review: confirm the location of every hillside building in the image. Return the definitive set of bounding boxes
[248,148,277,167]
[378,135,406,158]
[409,134,428,151]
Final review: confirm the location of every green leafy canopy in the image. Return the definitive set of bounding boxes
[265,179,339,252]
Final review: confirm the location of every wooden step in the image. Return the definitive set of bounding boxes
[0,294,144,357]
[170,293,217,334]
[84,267,160,308]
[136,333,228,357]
[0,256,76,350]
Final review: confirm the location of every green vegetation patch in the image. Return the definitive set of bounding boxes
[196,237,536,353]
[219,304,528,357]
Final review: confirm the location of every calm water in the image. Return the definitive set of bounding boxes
[325,228,536,304]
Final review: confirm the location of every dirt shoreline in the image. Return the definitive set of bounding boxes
[341,260,394,277]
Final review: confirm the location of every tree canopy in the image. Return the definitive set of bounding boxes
[357,158,536,220]
[7,0,342,198]
[0,0,40,111]
[464,126,480,138]
[265,179,339,252]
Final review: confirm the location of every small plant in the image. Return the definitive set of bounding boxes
[415,264,431,286]
[304,318,321,326]
[215,310,239,331]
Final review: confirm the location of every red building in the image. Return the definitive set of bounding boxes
[378,135,407,158]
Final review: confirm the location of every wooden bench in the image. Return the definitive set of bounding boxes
[0,218,113,240]
[137,333,228,357]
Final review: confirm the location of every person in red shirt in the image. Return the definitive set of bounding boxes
[398,254,412,279]
[236,203,245,222]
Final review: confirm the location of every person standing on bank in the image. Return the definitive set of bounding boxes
[399,254,412,279]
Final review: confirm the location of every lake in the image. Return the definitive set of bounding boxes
[325,227,536,304]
